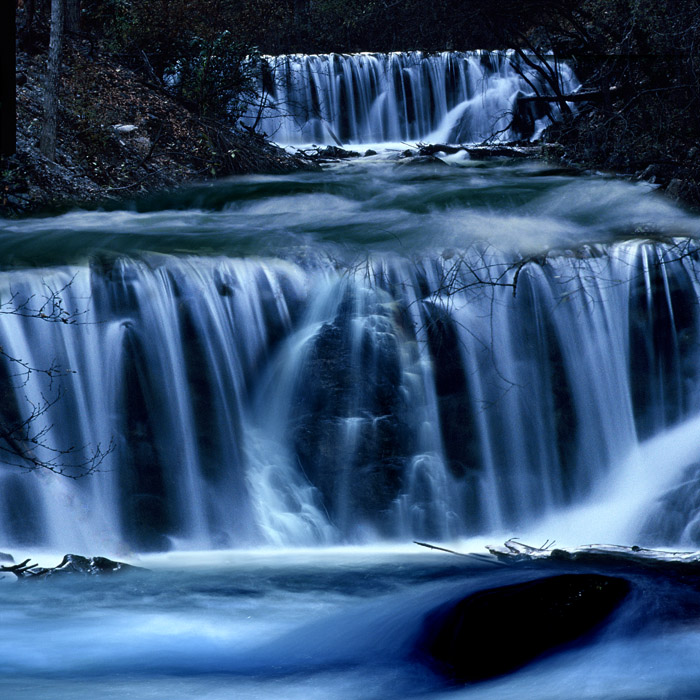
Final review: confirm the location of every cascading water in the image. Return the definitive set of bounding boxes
[6,48,700,700]
[1,214,699,551]
[243,51,579,144]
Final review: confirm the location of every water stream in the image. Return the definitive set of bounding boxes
[1,157,699,553]
[243,51,579,144]
[2,51,700,697]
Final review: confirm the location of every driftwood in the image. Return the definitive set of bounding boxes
[416,538,700,576]
[485,538,700,571]
[414,540,504,566]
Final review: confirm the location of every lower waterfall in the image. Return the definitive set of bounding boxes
[1,156,700,552]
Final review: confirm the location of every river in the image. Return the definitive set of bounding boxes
[1,152,700,697]
[3,47,700,697]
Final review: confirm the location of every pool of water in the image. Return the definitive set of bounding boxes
[2,547,700,699]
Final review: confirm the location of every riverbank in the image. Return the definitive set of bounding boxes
[544,110,700,212]
[1,40,314,218]
[3,39,698,219]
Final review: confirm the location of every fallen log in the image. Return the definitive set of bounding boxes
[485,538,700,575]
[415,143,540,159]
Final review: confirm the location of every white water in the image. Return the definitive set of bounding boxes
[245,51,579,144]
[1,159,700,553]
[3,71,700,698]
[2,548,700,699]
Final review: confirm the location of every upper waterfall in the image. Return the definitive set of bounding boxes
[242,51,580,145]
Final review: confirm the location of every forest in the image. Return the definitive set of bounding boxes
[2,0,700,214]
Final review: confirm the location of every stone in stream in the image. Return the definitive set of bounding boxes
[421,573,631,682]
[1,554,145,580]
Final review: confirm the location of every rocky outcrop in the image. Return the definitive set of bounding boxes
[1,45,316,217]
[290,294,415,534]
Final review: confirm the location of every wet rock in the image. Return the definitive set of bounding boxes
[46,554,142,577]
[641,462,700,546]
[422,573,630,682]
[665,178,685,200]
[290,296,415,533]
[2,554,146,580]
[396,154,448,167]
[316,145,360,159]
[0,552,14,563]
[364,149,377,156]
[113,123,138,133]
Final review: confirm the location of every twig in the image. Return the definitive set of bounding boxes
[414,540,470,556]
[414,540,504,565]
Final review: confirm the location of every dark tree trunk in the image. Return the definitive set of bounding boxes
[65,0,79,33]
[39,0,63,160]
[21,0,35,31]
[0,0,17,157]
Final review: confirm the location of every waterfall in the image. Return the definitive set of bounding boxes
[243,51,579,145]
[1,239,698,552]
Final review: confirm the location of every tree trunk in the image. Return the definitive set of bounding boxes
[0,0,16,157]
[65,0,79,33]
[39,0,63,160]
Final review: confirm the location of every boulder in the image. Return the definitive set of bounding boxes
[316,145,360,159]
[421,573,630,682]
[396,154,448,167]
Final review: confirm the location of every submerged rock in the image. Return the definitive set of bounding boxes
[396,154,449,167]
[316,145,361,159]
[421,573,630,682]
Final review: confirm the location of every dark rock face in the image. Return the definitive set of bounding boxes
[421,573,631,682]
[290,292,415,535]
[118,326,174,552]
[641,461,700,546]
[628,247,698,439]
[422,302,481,529]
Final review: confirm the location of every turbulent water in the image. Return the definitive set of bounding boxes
[1,156,699,553]
[3,150,700,698]
[243,51,579,144]
[3,549,700,699]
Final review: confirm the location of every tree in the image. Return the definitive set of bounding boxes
[0,279,113,477]
[39,0,63,159]
[65,0,79,33]
[0,0,16,157]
